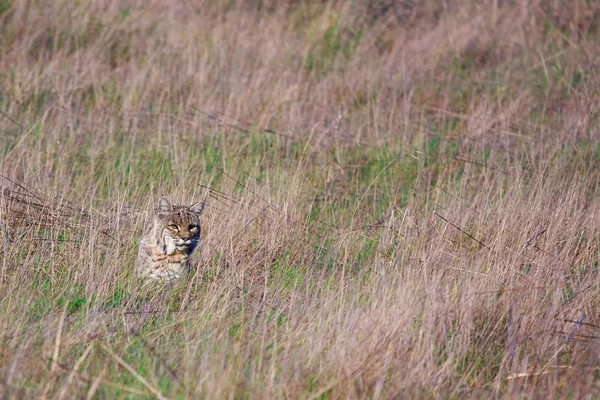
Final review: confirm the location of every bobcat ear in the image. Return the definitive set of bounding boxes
[189,200,205,215]
[157,196,173,214]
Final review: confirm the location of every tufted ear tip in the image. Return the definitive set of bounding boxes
[189,200,205,215]
[157,196,172,213]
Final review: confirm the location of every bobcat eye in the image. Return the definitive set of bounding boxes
[189,225,198,232]
[168,224,179,231]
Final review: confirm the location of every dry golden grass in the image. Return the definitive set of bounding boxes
[1,0,600,398]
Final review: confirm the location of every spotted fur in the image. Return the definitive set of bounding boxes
[136,196,205,282]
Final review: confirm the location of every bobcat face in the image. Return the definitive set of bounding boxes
[136,196,205,282]
[155,196,204,257]
[163,224,199,254]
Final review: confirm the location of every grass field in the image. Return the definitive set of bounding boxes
[1,0,600,398]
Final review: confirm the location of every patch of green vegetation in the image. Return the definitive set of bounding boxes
[354,236,378,266]
[197,135,223,174]
[55,284,89,314]
[229,320,243,339]
[304,16,361,75]
[1,135,16,156]
[0,0,11,16]
[270,252,307,290]
[107,287,128,309]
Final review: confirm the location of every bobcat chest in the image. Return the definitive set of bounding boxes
[148,252,190,281]
[161,261,188,281]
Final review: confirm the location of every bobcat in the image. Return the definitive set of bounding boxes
[136,196,205,282]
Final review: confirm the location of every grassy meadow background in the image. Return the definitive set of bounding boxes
[1,0,600,398]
